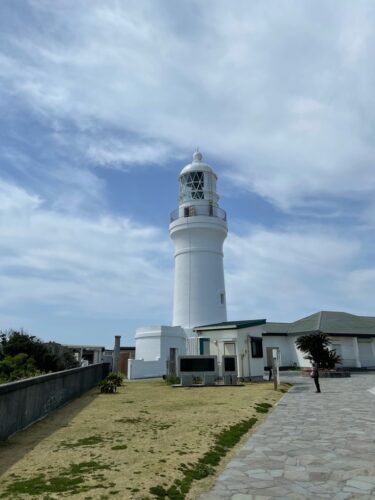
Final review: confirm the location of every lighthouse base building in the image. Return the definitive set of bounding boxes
[128,153,375,380]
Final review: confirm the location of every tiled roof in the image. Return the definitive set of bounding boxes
[194,312,375,336]
[194,319,266,331]
[288,311,375,335]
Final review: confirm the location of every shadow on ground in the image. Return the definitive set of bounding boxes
[0,387,100,477]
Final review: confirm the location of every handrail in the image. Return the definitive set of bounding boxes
[170,205,227,223]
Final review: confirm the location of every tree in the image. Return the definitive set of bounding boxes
[0,330,78,383]
[0,353,40,383]
[44,342,78,371]
[295,332,342,369]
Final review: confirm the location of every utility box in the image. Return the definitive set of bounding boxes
[222,355,237,385]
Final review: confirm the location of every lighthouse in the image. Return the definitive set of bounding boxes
[169,150,228,329]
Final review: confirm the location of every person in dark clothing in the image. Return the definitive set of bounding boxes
[310,363,321,393]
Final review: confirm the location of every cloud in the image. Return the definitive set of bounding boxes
[1,0,375,212]
[0,179,173,322]
[86,138,176,170]
[225,224,373,321]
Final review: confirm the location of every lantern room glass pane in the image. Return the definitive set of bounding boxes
[180,171,205,201]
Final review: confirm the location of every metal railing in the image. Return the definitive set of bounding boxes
[170,205,227,223]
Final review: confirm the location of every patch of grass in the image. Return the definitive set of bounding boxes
[60,435,105,448]
[111,444,128,450]
[256,402,272,408]
[0,461,112,497]
[116,417,144,424]
[149,417,258,499]
[254,402,273,413]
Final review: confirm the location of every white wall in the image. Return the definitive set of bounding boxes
[238,326,264,380]
[262,334,375,369]
[128,359,165,379]
[134,326,162,361]
[262,336,295,367]
[160,326,188,364]
[197,325,264,380]
[170,217,227,328]
[130,325,187,379]
[331,337,357,367]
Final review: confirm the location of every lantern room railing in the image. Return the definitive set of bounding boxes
[170,205,227,223]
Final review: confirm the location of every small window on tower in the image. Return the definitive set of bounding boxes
[220,293,225,305]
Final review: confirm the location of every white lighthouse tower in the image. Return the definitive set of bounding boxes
[170,150,228,329]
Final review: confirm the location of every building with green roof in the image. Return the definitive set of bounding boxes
[193,311,375,377]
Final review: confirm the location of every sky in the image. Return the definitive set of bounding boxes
[1,0,375,348]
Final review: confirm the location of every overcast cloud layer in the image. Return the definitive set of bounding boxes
[0,0,374,346]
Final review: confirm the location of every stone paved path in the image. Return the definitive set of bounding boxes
[199,373,375,499]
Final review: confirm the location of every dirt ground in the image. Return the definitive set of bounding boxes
[0,379,289,499]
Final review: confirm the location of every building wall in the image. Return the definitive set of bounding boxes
[127,359,166,379]
[263,334,375,369]
[357,339,375,367]
[129,326,187,379]
[262,336,295,367]
[197,325,264,380]
[134,327,163,361]
[0,363,110,442]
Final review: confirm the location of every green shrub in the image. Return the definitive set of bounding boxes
[165,374,180,385]
[98,372,124,393]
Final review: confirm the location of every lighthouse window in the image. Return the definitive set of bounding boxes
[181,171,204,200]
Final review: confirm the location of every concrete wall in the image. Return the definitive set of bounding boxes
[128,359,165,379]
[130,326,188,379]
[0,363,110,442]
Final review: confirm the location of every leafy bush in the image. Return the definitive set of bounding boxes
[99,372,124,393]
[0,353,41,383]
[0,330,78,383]
[164,374,180,385]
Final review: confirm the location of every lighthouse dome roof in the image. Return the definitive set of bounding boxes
[180,150,216,178]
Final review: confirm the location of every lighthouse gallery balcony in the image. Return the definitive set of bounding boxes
[170,204,227,223]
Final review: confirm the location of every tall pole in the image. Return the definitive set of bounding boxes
[113,335,121,373]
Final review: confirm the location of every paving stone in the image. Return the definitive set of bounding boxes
[198,374,375,500]
[331,493,352,500]
[309,471,330,481]
[345,479,374,491]
[284,471,309,481]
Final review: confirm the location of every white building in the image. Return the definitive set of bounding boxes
[170,149,227,331]
[129,150,232,379]
[128,152,375,379]
[194,320,266,381]
[261,311,375,369]
[193,311,375,378]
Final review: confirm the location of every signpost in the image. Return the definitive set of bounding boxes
[272,348,280,390]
